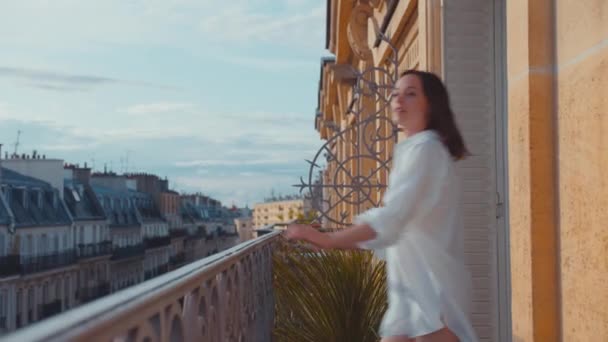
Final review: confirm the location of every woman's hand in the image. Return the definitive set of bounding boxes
[284,224,316,242]
[284,223,376,250]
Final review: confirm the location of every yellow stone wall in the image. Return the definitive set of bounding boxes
[555,0,608,340]
[507,0,608,340]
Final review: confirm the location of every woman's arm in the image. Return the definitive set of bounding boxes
[284,223,376,250]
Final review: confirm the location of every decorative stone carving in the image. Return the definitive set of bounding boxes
[347,3,375,61]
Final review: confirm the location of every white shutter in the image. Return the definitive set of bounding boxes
[443,0,501,341]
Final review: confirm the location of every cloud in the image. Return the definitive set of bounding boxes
[121,102,194,116]
[0,66,177,92]
[174,158,291,168]
[198,3,325,49]
[173,173,301,206]
[212,54,316,70]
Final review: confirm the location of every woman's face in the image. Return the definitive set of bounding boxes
[390,74,429,129]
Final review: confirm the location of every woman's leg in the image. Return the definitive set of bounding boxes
[381,336,414,342]
[414,327,459,342]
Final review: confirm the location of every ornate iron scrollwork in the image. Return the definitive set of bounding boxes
[295,32,400,228]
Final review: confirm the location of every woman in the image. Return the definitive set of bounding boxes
[285,70,479,342]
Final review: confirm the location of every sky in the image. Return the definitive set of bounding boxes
[0,0,330,207]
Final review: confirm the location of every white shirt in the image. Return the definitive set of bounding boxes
[355,130,478,341]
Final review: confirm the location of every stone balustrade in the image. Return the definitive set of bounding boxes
[3,231,280,342]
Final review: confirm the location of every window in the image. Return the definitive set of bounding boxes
[72,189,81,202]
[64,278,70,309]
[26,235,33,256]
[27,288,34,322]
[0,233,5,256]
[43,282,50,304]
[53,235,59,253]
[16,289,22,317]
[38,235,46,256]
[13,188,25,208]
[0,290,6,329]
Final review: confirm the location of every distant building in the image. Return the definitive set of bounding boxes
[90,174,145,293]
[234,217,254,242]
[0,155,76,333]
[252,197,312,228]
[63,164,111,305]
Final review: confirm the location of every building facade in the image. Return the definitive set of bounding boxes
[252,197,312,228]
[234,217,254,242]
[0,160,77,333]
[320,0,607,341]
[63,165,111,304]
[0,157,245,335]
[90,174,145,293]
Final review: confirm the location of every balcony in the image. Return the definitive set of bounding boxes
[37,300,62,320]
[185,228,206,240]
[0,255,21,277]
[144,263,170,280]
[78,282,111,303]
[144,236,171,249]
[170,228,188,238]
[76,241,112,260]
[111,244,145,261]
[20,251,76,275]
[170,252,186,266]
[4,232,278,341]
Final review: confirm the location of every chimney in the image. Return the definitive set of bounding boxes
[73,164,92,184]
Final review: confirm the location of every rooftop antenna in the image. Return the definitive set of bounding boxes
[13,130,21,155]
[125,150,132,173]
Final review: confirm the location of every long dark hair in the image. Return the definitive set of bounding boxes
[401,70,469,160]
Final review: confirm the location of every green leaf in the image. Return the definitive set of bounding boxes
[273,240,387,342]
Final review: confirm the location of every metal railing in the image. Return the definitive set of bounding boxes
[3,231,280,342]
[169,229,188,238]
[110,244,145,261]
[170,252,186,266]
[76,241,112,260]
[20,251,76,274]
[78,282,111,303]
[0,255,21,277]
[37,300,62,320]
[143,236,171,249]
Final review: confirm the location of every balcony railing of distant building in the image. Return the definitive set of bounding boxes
[185,227,207,241]
[37,300,62,320]
[144,263,170,280]
[20,250,77,274]
[143,236,171,249]
[3,230,280,342]
[0,255,21,277]
[78,282,111,303]
[169,228,188,238]
[76,241,112,260]
[169,252,186,267]
[110,244,145,261]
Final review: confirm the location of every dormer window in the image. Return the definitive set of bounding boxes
[72,188,81,202]
[45,190,55,209]
[12,188,26,208]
